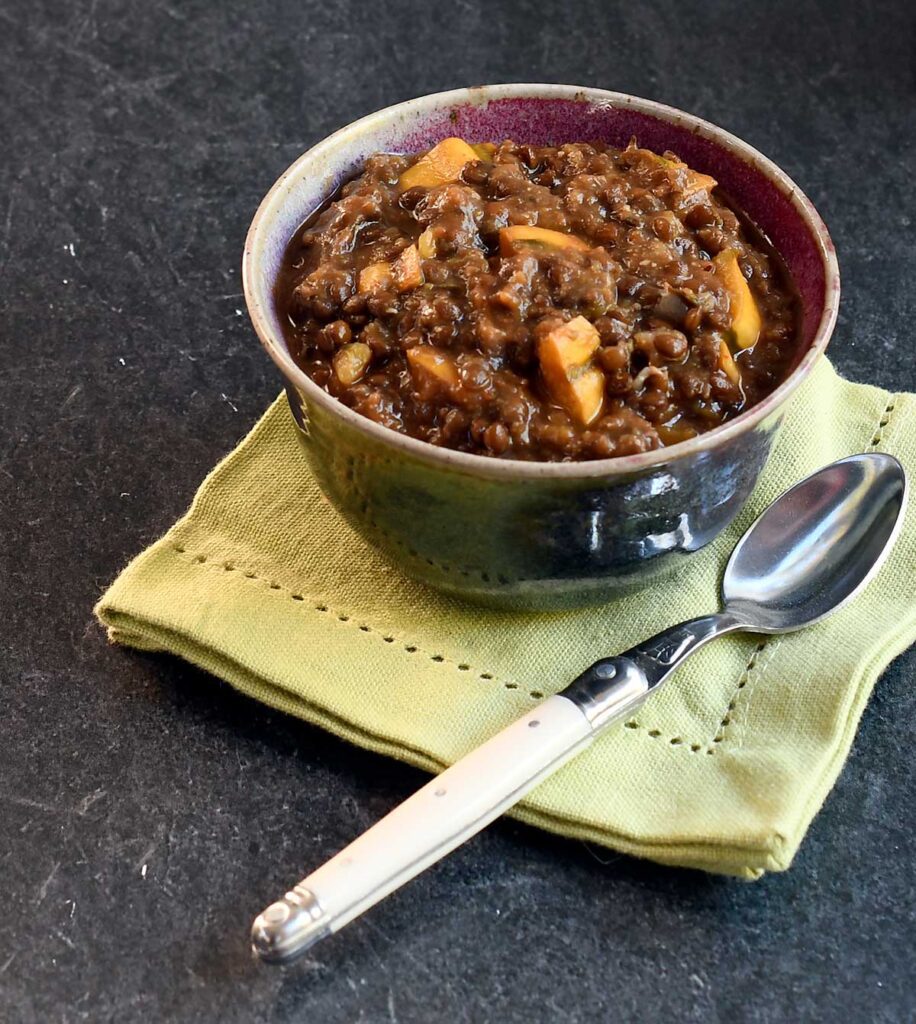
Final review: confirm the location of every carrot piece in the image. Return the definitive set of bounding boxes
[657,421,699,446]
[681,169,718,197]
[398,138,479,190]
[642,149,718,197]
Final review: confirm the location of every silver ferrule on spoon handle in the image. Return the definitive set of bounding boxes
[251,671,650,963]
[562,611,747,720]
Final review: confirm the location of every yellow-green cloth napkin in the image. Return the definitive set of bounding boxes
[95,359,916,878]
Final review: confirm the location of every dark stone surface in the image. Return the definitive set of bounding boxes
[1,0,914,1020]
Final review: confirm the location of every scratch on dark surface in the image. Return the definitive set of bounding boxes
[3,793,56,814]
[580,841,622,866]
[76,788,106,815]
[38,861,60,904]
[0,186,17,277]
[49,212,142,322]
[0,954,15,976]
[133,844,157,872]
[0,9,198,129]
[148,220,185,287]
[363,920,471,1021]
[72,0,100,43]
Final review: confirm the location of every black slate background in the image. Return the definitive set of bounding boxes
[2,1,915,1021]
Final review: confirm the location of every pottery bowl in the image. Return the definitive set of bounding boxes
[243,84,839,610]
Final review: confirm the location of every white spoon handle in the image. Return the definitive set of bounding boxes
[251,616,745,963]
[252,692,630,962]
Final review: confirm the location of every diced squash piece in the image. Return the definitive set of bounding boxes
[333,342,372,385]
[657,421,698,446]
[358,261,393,295]
[499,225,591,257]
[406,346,459,390]
[681,170,718,197]
[714,249,762,349]
[417,228,436,259]
[471,142,497,160]
[539,315,601,367]
[561,366,605,426]
[398,137,478,190]
[718,339,741,386]
[392,244,424,292]
[645,150,718,197]
[537,316,605,426]
[665,159,717,197]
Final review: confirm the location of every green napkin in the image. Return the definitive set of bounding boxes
[95,360,916,878]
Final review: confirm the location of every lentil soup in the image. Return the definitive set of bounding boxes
[277,138,800,462]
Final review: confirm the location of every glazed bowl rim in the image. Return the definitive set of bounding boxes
[243,83,840,481]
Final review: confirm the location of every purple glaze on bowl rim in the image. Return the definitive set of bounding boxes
[243,84,840,480]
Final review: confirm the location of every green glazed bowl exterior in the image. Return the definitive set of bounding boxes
[243,85,839,610]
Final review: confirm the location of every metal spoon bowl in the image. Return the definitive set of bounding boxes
[723,453,907,631]
[252,453,907,963]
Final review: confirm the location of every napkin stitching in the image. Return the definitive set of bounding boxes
[165,386,901,759]
[867,393,897,449]
[168,544,719,746]
[708,639,784,753]
[166,543,789,751]
[168,544,540,695]
[621,719,706,753]
[705,389,897,756]
[91,369,916,877]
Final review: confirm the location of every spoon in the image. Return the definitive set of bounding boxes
[252,452,907,963]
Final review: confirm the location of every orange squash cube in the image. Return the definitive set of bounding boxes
[398,138,479,190]
[406,346,459,390]
[681,169,718,197]
[537,316,606,425]
[358,261,393,295]
[644,150,718,198]
[417,228,437,259]
[664,157,717,197]
[714,249,762,349]
[499,225,590,257]
[392,244,424,292]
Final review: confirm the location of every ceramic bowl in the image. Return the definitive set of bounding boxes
[243,84,839,610]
